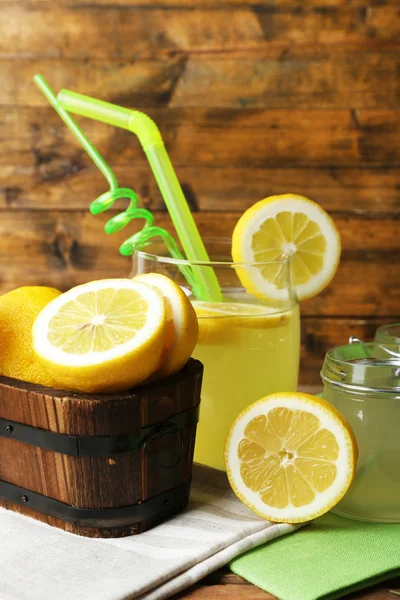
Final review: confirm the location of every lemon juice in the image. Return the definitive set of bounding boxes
[325,387,400,522]
[192,295,300,470]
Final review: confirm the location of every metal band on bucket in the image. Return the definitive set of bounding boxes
[0,403,200,457]
[0,480,191,528]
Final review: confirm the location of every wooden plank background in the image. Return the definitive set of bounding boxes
[1,0,399,384]
[176,569,400,599]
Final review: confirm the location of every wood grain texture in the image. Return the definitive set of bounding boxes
[174,570,400,599]
[1,54,399,109]
[1,4,399,59]
[171,53,400,109]
[2,107,400,170]
[20,0,400,7]
[176,584,276,598]
[0,58,186,108]
[1,164,400,212]
[0,359,203,537]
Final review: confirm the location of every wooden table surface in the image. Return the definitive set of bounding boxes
[176,568,400,599]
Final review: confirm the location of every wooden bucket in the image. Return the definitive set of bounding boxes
[0,358,203,538]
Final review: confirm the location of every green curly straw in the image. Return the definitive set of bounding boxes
[56,88,222,302]
[33,74,202,295]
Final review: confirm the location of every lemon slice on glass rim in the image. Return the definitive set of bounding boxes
[192,301,291,344]
[232,194,341,301]
[225,392,358,523]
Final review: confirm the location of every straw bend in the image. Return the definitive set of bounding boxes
[128,112,163,149]
[58,90,163,150]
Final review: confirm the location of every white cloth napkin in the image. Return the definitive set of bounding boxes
[0,464,298,600]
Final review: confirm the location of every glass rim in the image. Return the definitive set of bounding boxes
[324,342,400,365]
[133,237,292,268]
[321,342,400,395]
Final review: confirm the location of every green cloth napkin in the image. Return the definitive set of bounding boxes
[230,512,400,600]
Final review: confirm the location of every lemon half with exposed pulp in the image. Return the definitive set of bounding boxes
[33,279,166,393]
[225,392,358,523]
[232,194,341,301]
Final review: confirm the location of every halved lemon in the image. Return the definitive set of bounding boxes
[33,279,166,393]
[232,194,341,301]
[225,393,358,523]
[193,301,291,344]
[133,273,198,377]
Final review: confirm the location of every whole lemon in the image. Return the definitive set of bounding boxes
[0,286,61,386]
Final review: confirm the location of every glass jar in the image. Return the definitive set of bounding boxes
[132,238,300,471]
[321,342,400,522]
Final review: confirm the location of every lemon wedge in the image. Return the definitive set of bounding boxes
[232,194,341,301]
[225,392,358,523]
[33,279,166,393]
[133,273,198,377]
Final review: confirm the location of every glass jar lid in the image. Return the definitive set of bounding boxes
[321,342,400,395]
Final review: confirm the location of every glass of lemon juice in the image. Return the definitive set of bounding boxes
[132,239,300,471]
